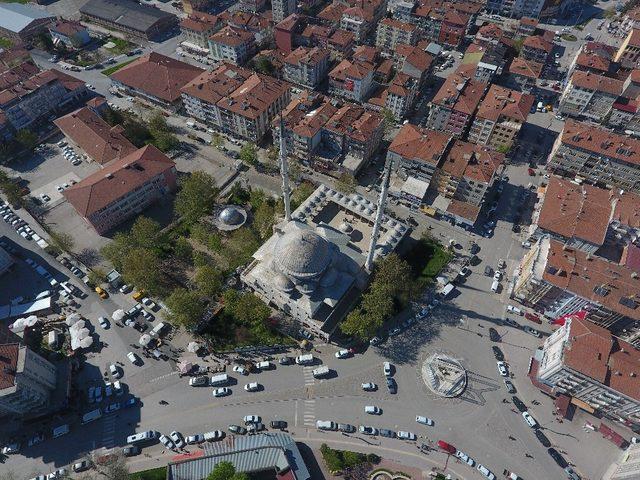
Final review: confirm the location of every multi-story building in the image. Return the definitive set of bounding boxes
[375,18,417,52]
[513,236,640,331]
[567,42,616,78]
[0,340,57,417]
[387,123,452,188]
[182,64,290,142]
[0,3,55,46]
[328,29,355,60]
[388,0,416,22]
[340,6,374,43]
[614,28,640,68]
[434,139,503,205]
[486,0,574,20]
[48,21,91,49]
[463,42,508,84]
[536,314,640,425]
[517,17,538,37]
[521,34,553,64]
[426,66,487,137]
[272,0,296,23]
[329,58,375,103]
[558,71,623,121]
[275,92,338,162]
[468,84,533,150]
[438,8,469,48]
[547,120,640,193]
[64,145,178,234]
[321,104,384,174]
[179,12,223,50]
[394,43,433,87]
[382,73,419,121]
[110,53,204,110]
[238,0,267,13]
[283,46,329,89]
[506,57,543,93]
[181,0,211,15]
[208,26,256,65]
[218,10,273,46]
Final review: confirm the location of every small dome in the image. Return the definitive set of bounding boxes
[219,207,244,225]
[338,221,353,233]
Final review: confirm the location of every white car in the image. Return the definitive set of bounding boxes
[397,431,416,441]
[522,411,538,428]
[364,405,381,415]
[361,382,377,391]
[477,464,495,479]
[126,352,139,365]
[244,382,260,392]
[159,434,175,450]
[119,284,132,294]
[2,443,20,454]
[415,415,434,426]
[186,434,204,444]
[358,425,378,436]
[141,297,157,309]
[335,349,351,359]
[213,387,230,397]
[46,468,67,479]
[243,415,261,424]
[383,362,393,376]
[455,450,475,466]
[507,305,522,315]
[98,317,109,329]
[497,361,508,377]
[493,271,502,281]
[109,364,122,379]
[169,431,185,448]
[233,365,248,375]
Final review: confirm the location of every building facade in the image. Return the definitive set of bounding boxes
[272,0,296,23]
[375,18,417,52]
[283,46,329,89]
[328,59,374,103]
[48,21,91,48]
[558,71,623,121]
[179,12,223,50]
[208,26,256,65]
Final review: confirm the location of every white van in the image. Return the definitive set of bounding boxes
[81,408,102,424]
[316,420,337,431]
[189,376,209,387]
[491,280,500,293]
[209,373,229,386]
[312,366,330,378]
[537,101,544,112]
[149,322,168,337]
[255,361,273,371]
[126,431,157,444]
[52,424,69,438]
[203,430,224,441]
[295,354,314,365]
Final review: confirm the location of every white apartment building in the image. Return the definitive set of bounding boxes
[559,71,623,121]
[283,47,329,89]
[208,26,256,65]
[375,18,417,52]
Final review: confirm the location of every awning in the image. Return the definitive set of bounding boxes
[570,397,596,414]
[401,176,430,200]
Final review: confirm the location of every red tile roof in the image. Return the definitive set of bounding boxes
[324,104,383,142]
[111,53,203,103]
[561,120,640,167]
[432,66,486,115]
[508,57,543,79]
[388,123,451,166]
[209,25,255,47]
[523,34,552,53]
[180,63,252,105]
[279,93,338,138]
[329,58,374,81]
[0,344,19,390]
[396,44,433,73]
[476,84,534,123]
[54,107,137,165]
[63,145,175,217]
[284,46,329,66]
[441,139,503,182]
[447,199,480,223]
[570,71,623,96]
[50,20,86,37]
[216,73,289,120]
[576,52,611,73]
[180,12,220,32]
[379,17,417,33]
[318,2,348,23]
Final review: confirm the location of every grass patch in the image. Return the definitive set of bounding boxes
[320,444,379,474]
[561,33,577,41]
[105,36,133,54]
[129,467,166,480]
[404,235,452,286]
[102,58,136,76]
[0,37,12,48]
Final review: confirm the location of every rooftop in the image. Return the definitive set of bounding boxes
[442,139,503,182]
[49,20,87,37]
[63,145,175,217]
[560,120,640,167]
[284,46,329,66]
[179,12,220,33]
[570,71,623,96]
[111,52,203,103]
[329,58,374,81]
[523,34,552,53]
[0,3,53,34]
[217,73,289,120]
[378,17,417,33]
[0,343,19,390]
[279,93,338,138]
[476,84,534,122]
[210,25,255,47]
[388,123,451,166]
[395,44,433,73]
[180,62,252,105]
[54,107,137,165]
[324,104,383,142]
[79,0,176,32]
[432,66,486,115]
[508,57,543,79]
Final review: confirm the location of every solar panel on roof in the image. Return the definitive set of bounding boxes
[619,297,638,309]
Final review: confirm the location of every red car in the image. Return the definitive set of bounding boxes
[525,312,542,324]
[437,440,457,454]
[527,168,536,176]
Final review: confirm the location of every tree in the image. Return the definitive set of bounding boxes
[121,248,164,295]
[101,231,135,270]
[372,253,416,306]
[207,461,249,480]
[212,133,224,149]
[252,201,276,241]
[130,216,163,251]
[49,230,75,252]
[380,108,396,134]
[151,130,179,152]
[88,267,107,286]
[148,110,171,133]
[165,288,206,327]
[15,129,38,151]
[335,173,357,194]
[194,264,224,298]
[340,308,381,341]
[239,142,258,166]
[173,236,193,261]
[222,289,270,327]
[252,55,274,75]
[175,171,219,224]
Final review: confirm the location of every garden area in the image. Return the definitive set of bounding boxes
[129,467,166,480]
[403,234,452,287]
[99,170,315,350]
[320,444,380,476]
[102,58,136,76]
[102,107,179,153]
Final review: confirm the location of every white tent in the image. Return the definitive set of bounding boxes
[112,309,125,321]
[187,342,201,353]
[65,313,81,326]
[139,334,152,346]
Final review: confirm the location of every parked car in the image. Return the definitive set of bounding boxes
[522,411,538,428]
[497,361,508,377]
[504,379,516,393]
[212,387,231,397]
[169,431,185,448]
[364,405,381,415]
[525,312,542,324]
[109,364,121,379]
[415,415,434,426]
[379,429,396,438]
[186,434,204,444]
[159,434,176,450]
[455,450,475,466]
[524,326,541,337]
[279,356,293,365]
[506,305,522,315]
[243,415,261,424]
[338,423,356,433]
[489,328,501,342]
[72,460,91,472]
[535,429,551,447]
[228,425,247,435]
[361,382,377,391]
[335,349,351,359]
[244,382,260,392]
[386,377,397,394]
[359,425,378,435]
[233,365,248,376]
[122,446,140,457]
[98,317,109,329]
[512,396,527,412]
[548,448,567,468]
[270,420,287,429]
[383,362,393,376]
[397,431,416,440]
[492,346,504,361]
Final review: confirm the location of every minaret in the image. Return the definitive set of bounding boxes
[279,114,292,222]
[365,155,393,271]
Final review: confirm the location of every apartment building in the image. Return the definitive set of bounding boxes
[517,17,538,37]
[537,314,640,425]
[179,12,223,49]
[388,0,415,21]
[507,57,543,93]
[328,29,355,60]
[468,84,533,150]
[321,104,384,173]
[375,18,418,52]
[218,10,273,46]
[382,73,419,121]
[558,71,623,121]
[340,6,374,43]
[438,8,469,48]
[434,139,503,205]
[272,0,296,23]
[464,42,508,84]
[238,0,267,13]
[329,58,375,103]
[275,92,338,161]
[0,341,57,417]
[64,145,177,234]
[614,28,640,68]
[208,26,256,65]
[521,34,553,64]
[548,120,640,193]
[394,43,433,87]
[386,123,452,187]
[426,67,487,137]
[283,46,329,89]
[110,53,203,110]
[513,237,640,331]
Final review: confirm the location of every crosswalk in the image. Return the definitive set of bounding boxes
[303,399,316,427]
[102,414,117,448]
[302,366,315,386]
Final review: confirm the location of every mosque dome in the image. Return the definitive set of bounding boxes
[274,273,295,293]
[274,229,332,281]
[219,207,244,225]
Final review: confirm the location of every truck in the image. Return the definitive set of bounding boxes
[81,408,102,424]
[209,374,229,386]
[439,283,455,298]
[312,366,330,378]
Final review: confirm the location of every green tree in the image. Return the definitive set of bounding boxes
[340,308,382,341]
[372,253,416,306]
[121,248,164,295]
[165,288,205,328]
[212,133,224,149]
[175,171,219,224]
[194,264,224,298]
[148,110,171,133]
[252,55,274,75]
[151,130,179,152]
[239,142,258,166]
[222,289,270,327]
[381,108,396,134]
[49,230,75,252]
[15,129,38,151]
[173,236,193,261]
[88,267,106,286]
[335,173,357,194]
[252,201,276,241]
[207,461,249,480]
[101,232,135,270]
[130,216,163,251]
[224,228,260,269]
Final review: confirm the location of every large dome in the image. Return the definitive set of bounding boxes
[274,229,332,281]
